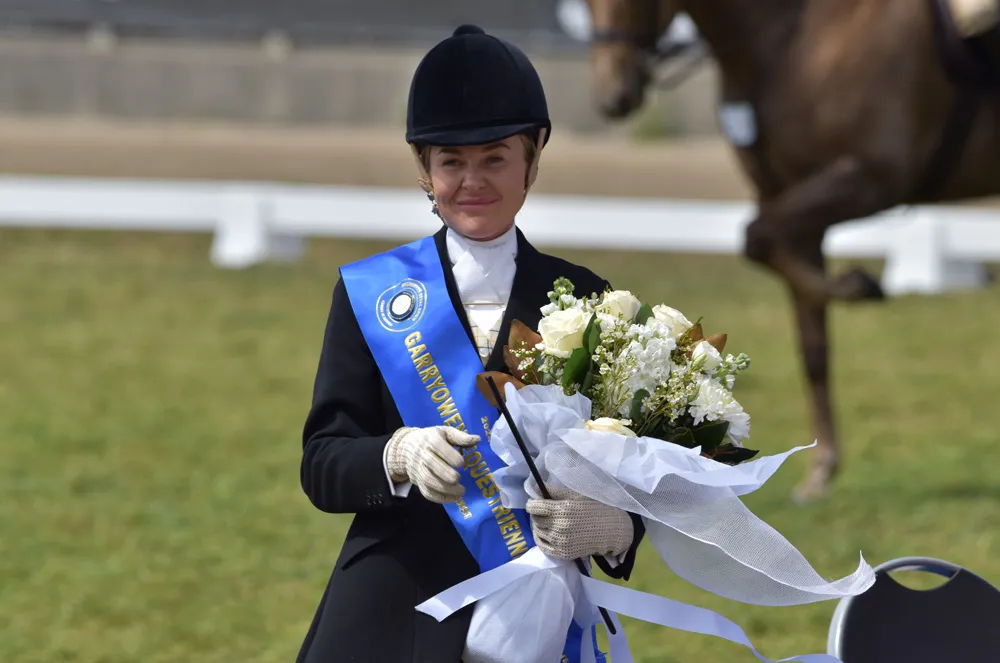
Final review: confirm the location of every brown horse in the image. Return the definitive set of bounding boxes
[586,0,1000,501]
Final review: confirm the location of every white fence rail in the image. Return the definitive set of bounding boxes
[0,174,996,296]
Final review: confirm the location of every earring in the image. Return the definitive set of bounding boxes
[417,178,439,217]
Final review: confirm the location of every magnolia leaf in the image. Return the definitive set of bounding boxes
[584,314,602,355]
[691,420,730,453]
[561,347,590,390]
[707,444,760,465]
[634,303,654,325]
[629,389,649,423]
[476,371,526,406]
[509,319,542,349]
[706,333,728,353]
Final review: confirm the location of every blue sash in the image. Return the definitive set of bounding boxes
[340,234,605,662]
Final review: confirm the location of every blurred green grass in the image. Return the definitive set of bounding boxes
[2,228,998,663]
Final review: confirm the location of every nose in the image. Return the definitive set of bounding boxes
[461,169,488,189]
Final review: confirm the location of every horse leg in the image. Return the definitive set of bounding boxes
[785,238,840,503]
[744,156,897,500]
[746,155,895,308]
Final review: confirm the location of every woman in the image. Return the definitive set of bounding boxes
[296,24,645,663]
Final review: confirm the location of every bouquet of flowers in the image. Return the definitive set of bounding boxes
[433,277,875,663]
[480,276,757,465]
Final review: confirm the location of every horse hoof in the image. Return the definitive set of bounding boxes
[791,462,838,504]
[791,480,828,505]
[836,267,885,302]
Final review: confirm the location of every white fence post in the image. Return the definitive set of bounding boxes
[881,209,989,296]
[210,185,304,268]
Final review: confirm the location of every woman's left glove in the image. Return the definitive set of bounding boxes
[525,485,634,561]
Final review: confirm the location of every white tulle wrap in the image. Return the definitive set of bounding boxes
[416,383,876,663]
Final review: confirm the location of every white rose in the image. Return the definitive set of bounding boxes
[537,308,590,358]
[691,340,723,373]
[596,290,642,321]
[652,304,693,337]
[585,417,637,437]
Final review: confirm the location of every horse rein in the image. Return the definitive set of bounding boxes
[588,7,708,90]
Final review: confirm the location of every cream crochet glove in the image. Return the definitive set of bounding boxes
[525,482,634,561]
[385,426,479,504]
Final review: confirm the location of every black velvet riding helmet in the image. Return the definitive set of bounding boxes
[405,24,552,148]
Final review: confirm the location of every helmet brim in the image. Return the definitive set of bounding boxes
[406,121,546,147]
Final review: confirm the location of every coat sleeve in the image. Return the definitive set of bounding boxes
[300,276,409,515]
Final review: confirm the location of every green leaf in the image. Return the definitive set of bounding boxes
[629,389,649,423]
[665,427,698,448]
[646,414,665,436]
[561,347,590,390]
[584,314,602,355]
[691,420,730,453]
[580,365,595,395]
[634,303,654,325]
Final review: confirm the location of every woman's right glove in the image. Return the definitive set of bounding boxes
[385,426,480,503]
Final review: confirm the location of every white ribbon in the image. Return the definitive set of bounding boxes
[416,546,848,663]
[417,546,565,621]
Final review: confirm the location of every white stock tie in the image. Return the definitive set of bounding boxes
[447,225,518,335]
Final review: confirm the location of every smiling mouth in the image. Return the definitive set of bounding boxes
[457,199,497,207]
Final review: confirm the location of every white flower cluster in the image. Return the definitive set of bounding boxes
[515,281,754,450]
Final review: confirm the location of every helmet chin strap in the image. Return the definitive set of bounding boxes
[411,126,548,220]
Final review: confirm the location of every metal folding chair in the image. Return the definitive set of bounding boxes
[827,556,1000,662]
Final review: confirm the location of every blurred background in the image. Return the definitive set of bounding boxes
[1,2,998,662]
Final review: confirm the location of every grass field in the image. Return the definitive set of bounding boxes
[3,227,999,663]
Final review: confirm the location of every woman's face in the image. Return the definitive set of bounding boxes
[426,137,529,241]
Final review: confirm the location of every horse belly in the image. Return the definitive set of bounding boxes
[917,99,1000,202]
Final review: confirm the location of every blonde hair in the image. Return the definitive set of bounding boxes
[418,133,538,174]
